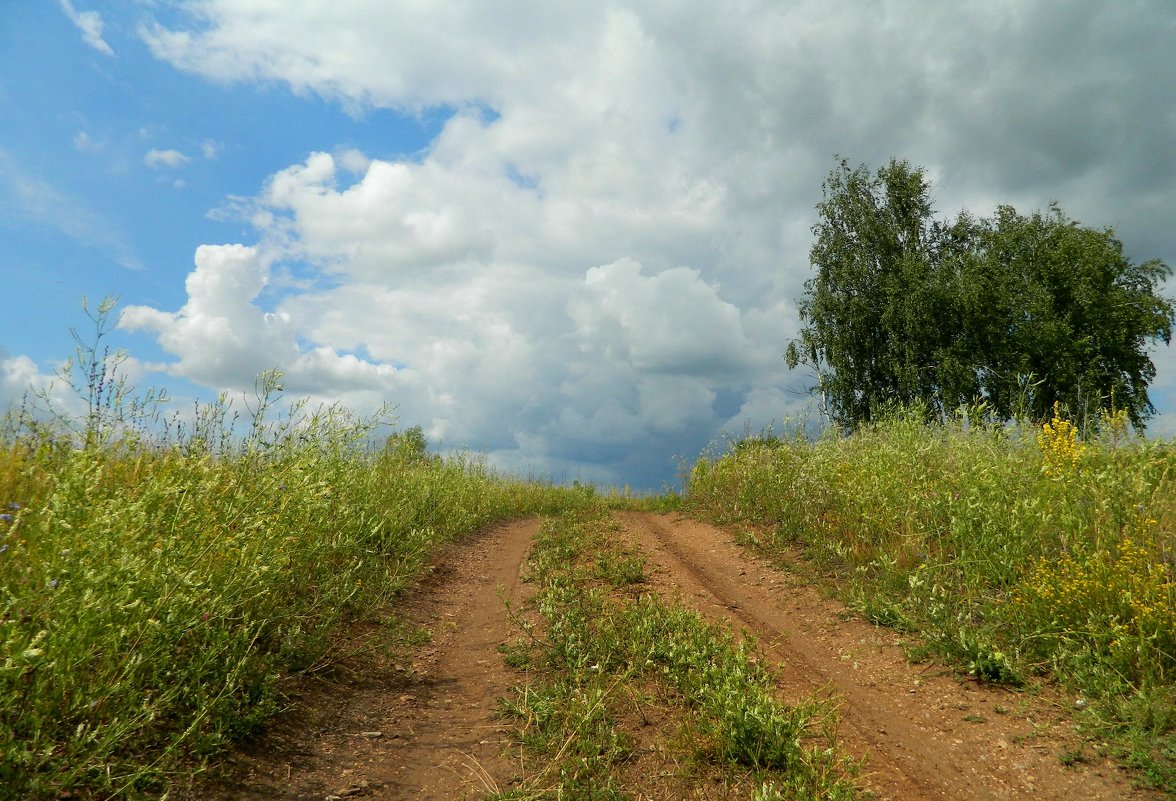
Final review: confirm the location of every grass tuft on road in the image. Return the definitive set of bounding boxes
[495,508,863,800]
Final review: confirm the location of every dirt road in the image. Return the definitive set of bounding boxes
[623,512,1154,801]
[189,518,539,800]
[194,512,1158,800]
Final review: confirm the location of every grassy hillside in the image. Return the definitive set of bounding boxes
[685,408,1176,791]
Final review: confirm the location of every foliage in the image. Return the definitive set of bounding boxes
[684,410,1176,790]
[787,158,1175,429]
[0,307,596,800]
[383,425,433,464]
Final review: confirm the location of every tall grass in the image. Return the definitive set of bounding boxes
[685,408,1176,789]
[0,307,593,799]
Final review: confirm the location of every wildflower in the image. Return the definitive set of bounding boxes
[0,544,7,555]
[6,502,19,511]
[0,514,11,523]
[48,579,59,589]
[1037,402,1085,476]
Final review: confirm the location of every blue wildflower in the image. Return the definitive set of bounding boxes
[5,502,19,511]
[0,514,12,523]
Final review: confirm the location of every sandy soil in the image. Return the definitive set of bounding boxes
[185,512,1160,800]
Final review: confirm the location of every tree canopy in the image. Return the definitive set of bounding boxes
[786,158,1175,429]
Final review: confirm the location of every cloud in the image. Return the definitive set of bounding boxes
[144,149,190,169]
[569,259,763,377]
[0,342,181,435]
[0,346,98,426]
[138,1,606,111]
[119,244,399,398]
[0,349,43,415]
[58,0,114,56]
[128,1,1176,485]
[72,131,103,154]
[201,139,219,160]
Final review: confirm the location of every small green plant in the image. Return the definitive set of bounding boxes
[1059,747,1091,766]
[498,640,535,670]
[594,552,646,587]
[496,509,862,799]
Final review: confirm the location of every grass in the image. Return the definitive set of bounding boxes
[494,508,863,800]
[684,406,1176,792]
[0,309,598,800]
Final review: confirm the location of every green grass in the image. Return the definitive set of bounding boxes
[684,408,1176,792]
[0,333,597,799]
[494,508,862,800]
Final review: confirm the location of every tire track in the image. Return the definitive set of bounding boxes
[185,518,539,801]
[622,511,1156,801]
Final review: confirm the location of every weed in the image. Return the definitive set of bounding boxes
[0,305,600,800]
[684,407,1176,792]
[595,552,646,587]
[498,640,535,670]
[1059,747,1091,767]
[496,509,863,799]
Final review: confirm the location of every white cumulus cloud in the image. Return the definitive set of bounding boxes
[125,1,1176,486]
[0,349,44,414]
[119,244,398,405]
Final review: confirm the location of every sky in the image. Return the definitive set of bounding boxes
[2,1,1175,490]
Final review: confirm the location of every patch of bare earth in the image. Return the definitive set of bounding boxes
[180,518,538,801]
[621,511,1160,801]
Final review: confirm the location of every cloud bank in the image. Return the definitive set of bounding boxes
[120,1,1176,487]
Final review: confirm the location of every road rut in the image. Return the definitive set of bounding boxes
[623,511,1156,801]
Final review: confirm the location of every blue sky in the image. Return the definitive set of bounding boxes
[1,2,444,362]
[2,2,1176,490]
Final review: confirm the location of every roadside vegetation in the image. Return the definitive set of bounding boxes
[0,305,597,800]
[685,407,1176,792]
[495,507,862,800]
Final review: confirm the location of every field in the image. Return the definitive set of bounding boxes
[0,371,595,799]
[686,407,1176,792]
[2,373,1174,798]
